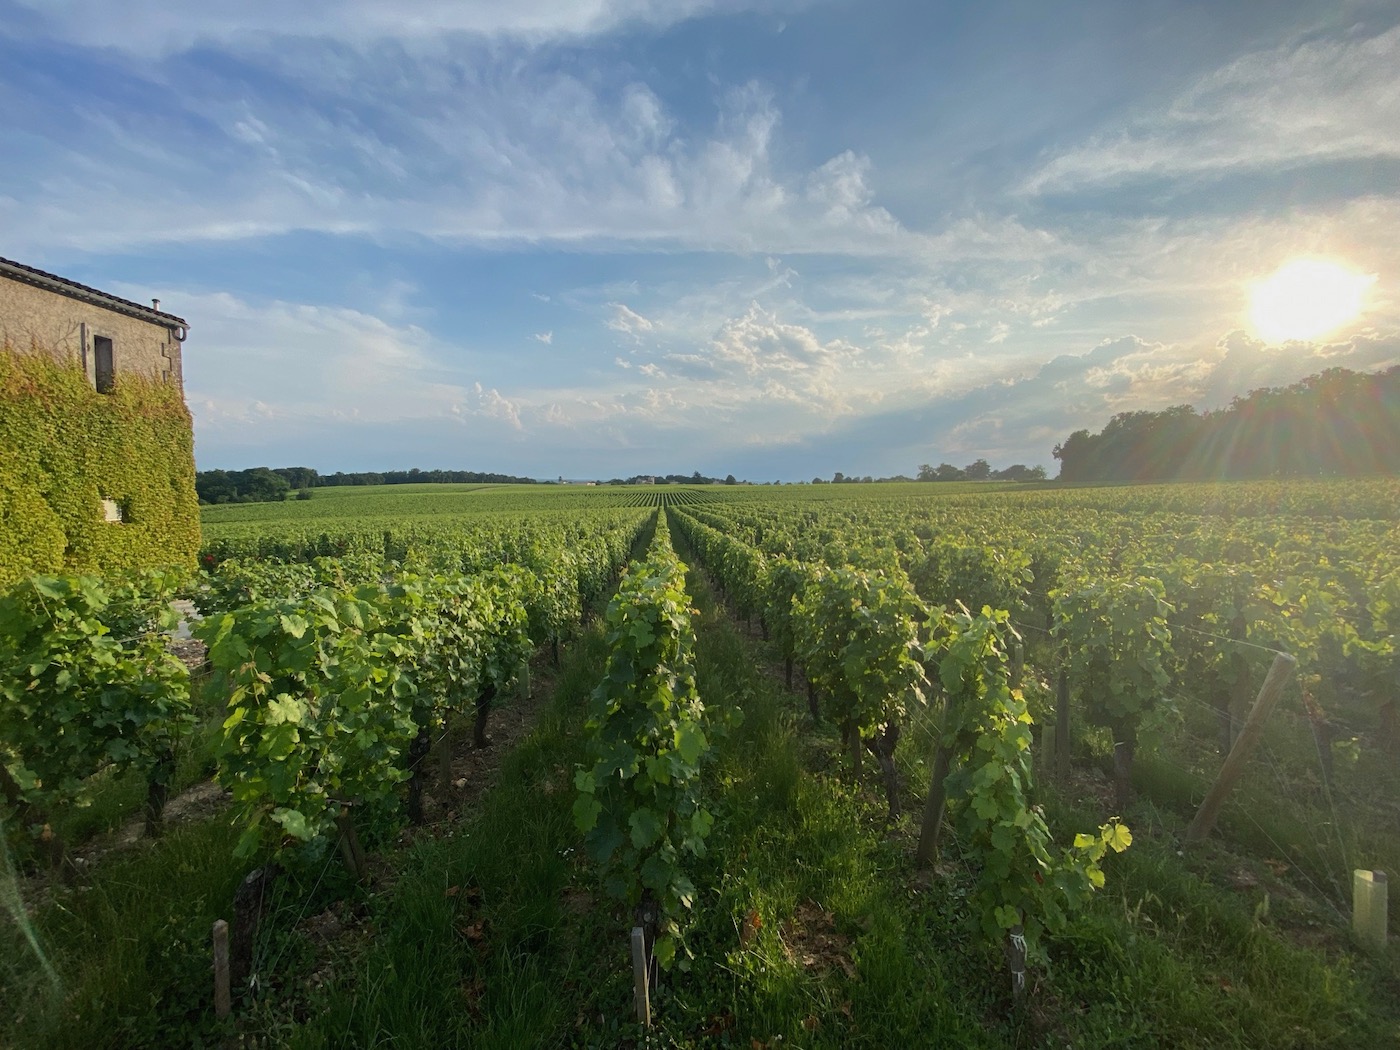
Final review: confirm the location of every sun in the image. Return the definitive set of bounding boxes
[1248,258,1374,343]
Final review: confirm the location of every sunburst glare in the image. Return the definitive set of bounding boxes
[1248,258,1374,343]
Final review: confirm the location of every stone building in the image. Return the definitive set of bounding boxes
[0,256,199,585]
[0,255,189,391]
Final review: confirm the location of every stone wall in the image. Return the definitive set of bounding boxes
[0,277,185,392]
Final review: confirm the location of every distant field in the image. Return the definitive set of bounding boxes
[201,475,1400,536]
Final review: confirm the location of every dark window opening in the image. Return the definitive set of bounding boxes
[94,336,114,393]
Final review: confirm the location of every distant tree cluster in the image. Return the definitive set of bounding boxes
[811,472,916,484]
[196,467,296,504]
[915,460,1047,483]
[195,465,538,504]
[1052,366,1400,483]
[600,471,737,485]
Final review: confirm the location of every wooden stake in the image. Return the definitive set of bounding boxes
[212,919,231,1018]
[1040,723,1057,775]
[630,926,651,1026]
[1353,870,1388,951]
[439,715,453,792]
[407,726,431,824]
[1186,652,1296,844]
[1054,667,1071,781]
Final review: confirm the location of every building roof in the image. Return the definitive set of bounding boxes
[0,255,188,330]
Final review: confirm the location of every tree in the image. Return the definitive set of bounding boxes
[934,463,965,482]
[234,468,292,502]
[273,466,319,489]
[195,469,236,504]
[992,463,1047,482]
[964,458,992,481]
[1052,430,1099,482]
[724,474,737,485]
[917,463,937,481]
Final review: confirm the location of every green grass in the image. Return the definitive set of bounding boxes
[1,817,254,1049]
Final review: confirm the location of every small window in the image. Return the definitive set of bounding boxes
[94,336,114,393]
[101,499,124,523]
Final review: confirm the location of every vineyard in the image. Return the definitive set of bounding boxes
[2,479,1398,1047]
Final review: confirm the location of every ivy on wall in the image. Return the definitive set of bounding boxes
[0,343,200,587]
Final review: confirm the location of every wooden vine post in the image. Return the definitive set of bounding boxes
[438,715,454,793]
[631,926,651,1026]
[212,919,231,1018]
[1054,665,1071,781]
[1185,652,1296,844]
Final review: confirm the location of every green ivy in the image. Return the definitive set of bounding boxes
[0,344,200,589]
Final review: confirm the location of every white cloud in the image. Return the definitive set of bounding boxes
[533,331,553,344]
[708,303,850,377]
[805,151,902,239]
[1025,24,1400,194]
[1,50,923,260]
[144,290,527,456]
[607,304,658,340]
[461,382,522,430]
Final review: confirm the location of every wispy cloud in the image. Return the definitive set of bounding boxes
[1,56,923,260]
[5,0,805,54]
[1024,24,1400,195]
[142,290,521,453]
[607,304,658,340]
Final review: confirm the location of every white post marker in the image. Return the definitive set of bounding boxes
[1353,870,1388,951]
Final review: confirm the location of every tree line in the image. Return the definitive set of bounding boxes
[1052,366,1400,483]
[195,466,538,504]
[914,461,1048,483]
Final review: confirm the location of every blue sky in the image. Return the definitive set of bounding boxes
[3,0,1397,480]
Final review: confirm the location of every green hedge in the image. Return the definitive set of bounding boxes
[0,343,200,587]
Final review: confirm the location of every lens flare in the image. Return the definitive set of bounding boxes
[1248,258,1374,344]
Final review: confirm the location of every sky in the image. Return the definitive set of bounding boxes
[2,0,1397,481]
